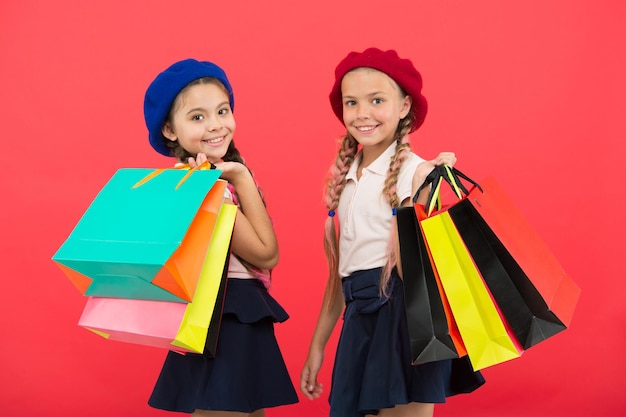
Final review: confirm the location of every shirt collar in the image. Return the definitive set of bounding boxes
[346,141,397,181]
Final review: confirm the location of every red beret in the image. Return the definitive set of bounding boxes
[329,48,428,133]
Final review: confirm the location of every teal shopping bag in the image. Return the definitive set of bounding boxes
[53,167,225,303]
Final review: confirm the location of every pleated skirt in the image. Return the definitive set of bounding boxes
[148,278,299,413]
[329,268,485,417]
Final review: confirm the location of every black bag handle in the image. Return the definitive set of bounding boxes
[413,166,442,204]
[412,165,483,211]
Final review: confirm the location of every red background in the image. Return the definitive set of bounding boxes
[1,1,624,416]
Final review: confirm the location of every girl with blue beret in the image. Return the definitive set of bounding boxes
[144,58,298,416]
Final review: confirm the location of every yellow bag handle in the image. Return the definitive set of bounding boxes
[418,165,481,217]
[131,161,217,190]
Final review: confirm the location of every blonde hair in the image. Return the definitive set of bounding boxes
[323,113,414,305]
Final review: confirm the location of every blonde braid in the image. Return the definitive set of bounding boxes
[383,120,413,207]
[380,115,414,295]
[323,134,358,307]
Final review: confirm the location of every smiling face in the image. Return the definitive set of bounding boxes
[161,79,235,163]
[341,68,411,156]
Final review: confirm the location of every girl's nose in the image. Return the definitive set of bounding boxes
[356,104,370,119]
[205,116,221,131]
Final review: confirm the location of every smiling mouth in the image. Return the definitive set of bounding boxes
[203,136,225,144]
[356,125,377,132]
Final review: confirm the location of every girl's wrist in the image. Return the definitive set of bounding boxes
[219,162,251,186]
[227,168,253,189]
[309,342,325,355]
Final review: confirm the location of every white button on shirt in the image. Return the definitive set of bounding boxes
[338,142,425,278]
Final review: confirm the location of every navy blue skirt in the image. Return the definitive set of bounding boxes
[148,278,298,413]
[330,268,485,417]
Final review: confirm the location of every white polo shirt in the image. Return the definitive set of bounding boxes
[337,142,424,278]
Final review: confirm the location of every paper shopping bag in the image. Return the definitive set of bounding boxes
[78,203,237,354]
[446,174,580,348]
[421,211,522,371]
[396,204,465,364]
[172,203,236,355]
[53,167,225,303]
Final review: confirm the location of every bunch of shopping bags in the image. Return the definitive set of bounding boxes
[52,165,236,355]
[397,166,580,371]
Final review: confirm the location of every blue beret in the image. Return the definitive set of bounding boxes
[144,59,234,156]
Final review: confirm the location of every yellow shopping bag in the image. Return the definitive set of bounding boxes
[421,211,522,371]
[172,203,237,354]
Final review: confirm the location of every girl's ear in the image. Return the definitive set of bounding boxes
[400,95,413,120]
[161,123,177,142]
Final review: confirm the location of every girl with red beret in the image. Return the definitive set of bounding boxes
[300,48,485,417]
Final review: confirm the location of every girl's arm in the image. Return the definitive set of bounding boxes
[215,161,279,270]
[300,279,345,400]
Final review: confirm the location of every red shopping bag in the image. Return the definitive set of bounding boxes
[461,175,580,330]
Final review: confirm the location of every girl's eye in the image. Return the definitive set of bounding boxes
[218,108,230,116]
[191,114,204,121]
[344,100,356,107]
[372,98,383,104]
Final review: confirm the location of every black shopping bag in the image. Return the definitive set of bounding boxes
[397,204,465,364]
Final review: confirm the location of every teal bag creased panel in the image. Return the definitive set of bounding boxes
[53,168,223,302]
